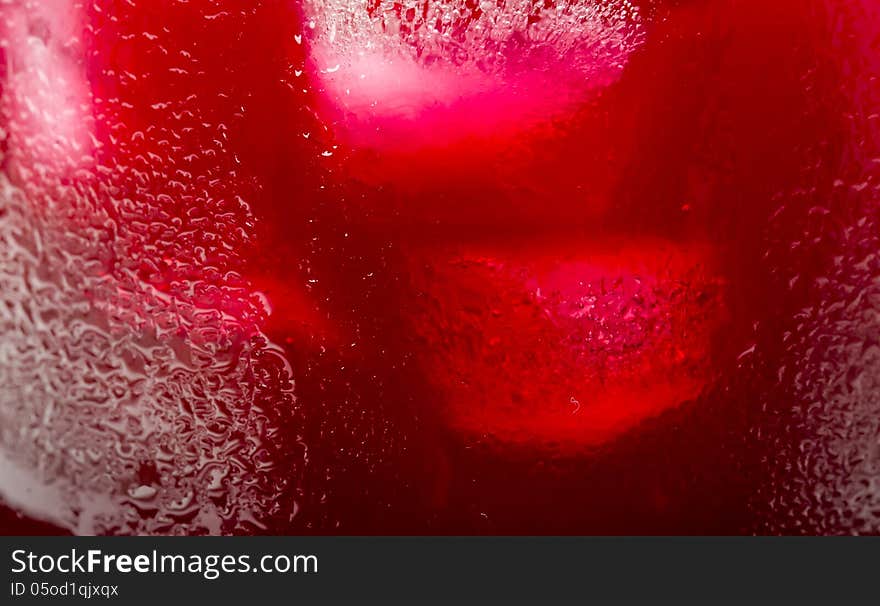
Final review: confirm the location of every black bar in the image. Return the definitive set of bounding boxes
[1,537,876,604]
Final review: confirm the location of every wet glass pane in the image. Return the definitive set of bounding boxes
[0,0,878,534]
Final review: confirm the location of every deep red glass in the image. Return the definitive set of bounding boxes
[0,0,878,534]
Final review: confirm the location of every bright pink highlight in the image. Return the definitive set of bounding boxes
[305,1,641,151]
[312,50,613,150]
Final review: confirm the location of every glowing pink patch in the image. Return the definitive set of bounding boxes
[303,0,643,150]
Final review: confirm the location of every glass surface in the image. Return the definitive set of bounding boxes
[0,0,878,534]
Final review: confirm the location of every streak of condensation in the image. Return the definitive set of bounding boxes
[0,1,301,535]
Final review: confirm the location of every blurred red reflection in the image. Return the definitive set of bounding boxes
[1,0,878,534]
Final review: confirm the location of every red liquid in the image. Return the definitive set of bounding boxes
[0,0,878,534]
